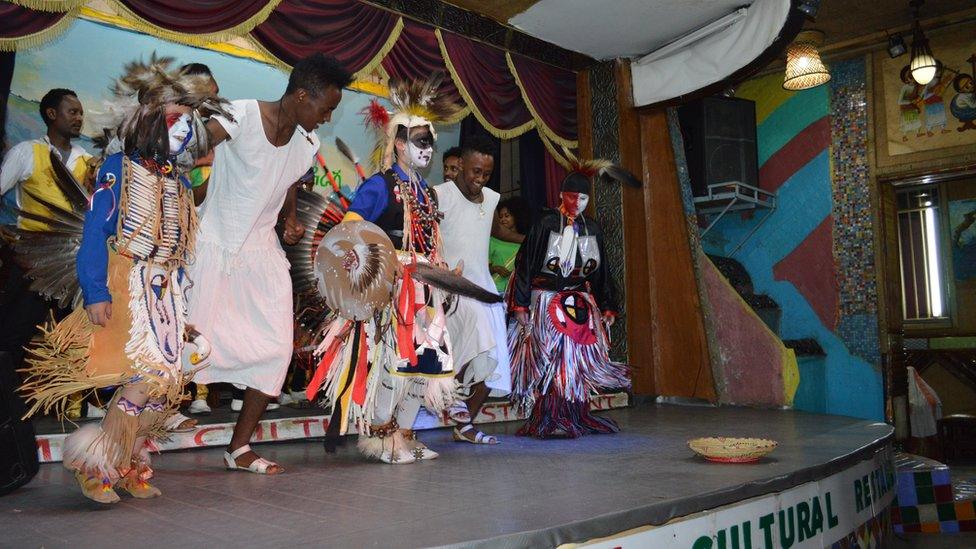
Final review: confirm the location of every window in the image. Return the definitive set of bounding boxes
[896,186,947,321]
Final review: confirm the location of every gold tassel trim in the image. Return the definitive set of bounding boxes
[104,0,283,48]
[505,52,579,150]
[352,16,405,84]
[0,6,79,52]
[435,28,536,141]
[6,0,83,12]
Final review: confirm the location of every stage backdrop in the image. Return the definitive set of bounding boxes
[3,18,461,194]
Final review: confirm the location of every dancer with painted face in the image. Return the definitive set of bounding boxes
[305,75,469,464]
[16,55,229,503]
[509,152,639,438]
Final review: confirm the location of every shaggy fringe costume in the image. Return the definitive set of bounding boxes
[508,151,638,439]
[14,55,228,502]
[305,76,471,463]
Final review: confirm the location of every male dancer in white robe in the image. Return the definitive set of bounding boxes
[436,136,510,444]
[187,54,352,474]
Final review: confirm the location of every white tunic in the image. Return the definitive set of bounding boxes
[436,183,511,396]
[186,100,319,396]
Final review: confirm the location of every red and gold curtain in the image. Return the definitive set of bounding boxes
[110,0,282,46]
[0,2,80,52]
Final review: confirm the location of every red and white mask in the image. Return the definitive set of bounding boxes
[560,192,589,218]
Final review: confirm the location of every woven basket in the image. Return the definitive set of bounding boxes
[688,437,778,463]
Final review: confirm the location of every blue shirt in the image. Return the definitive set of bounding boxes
[77,153,191,306]
[347,165,429,222]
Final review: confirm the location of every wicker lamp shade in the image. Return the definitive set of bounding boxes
[783,30,830,91]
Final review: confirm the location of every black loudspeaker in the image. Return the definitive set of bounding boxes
[0,351,39,496]
[677,96,759,197]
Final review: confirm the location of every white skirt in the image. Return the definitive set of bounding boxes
[447,297,512,396]
[184,240,293,396]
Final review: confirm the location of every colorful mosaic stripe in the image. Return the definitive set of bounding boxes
[892,452,976,533]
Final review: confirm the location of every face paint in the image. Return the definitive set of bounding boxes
[560,192,590,218]
[167,113,192,155]
[407,130,433,168]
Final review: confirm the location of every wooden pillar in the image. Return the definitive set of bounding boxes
[639,108,716,400]
[613,61,656,395]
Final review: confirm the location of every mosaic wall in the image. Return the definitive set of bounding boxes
[830,58,881,365]
[588,61,628,361]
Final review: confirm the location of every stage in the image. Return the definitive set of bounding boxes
[2,403,894,548]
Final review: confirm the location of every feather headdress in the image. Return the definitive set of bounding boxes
[89,53,233,163]
[360,72,459,171]
[560,146,642,191]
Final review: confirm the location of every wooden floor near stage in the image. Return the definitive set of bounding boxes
[2,403,892,548]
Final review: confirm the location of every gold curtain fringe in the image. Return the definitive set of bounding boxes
[106,0,283,48]
[352,16,404,84]
[505,52,578,149]
[0,6,79,52]
[435,28,535,140]
[7,0,84,12]
[539,131,572,170]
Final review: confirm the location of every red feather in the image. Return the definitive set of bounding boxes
[361,99,390,131]
[574,165,599,178]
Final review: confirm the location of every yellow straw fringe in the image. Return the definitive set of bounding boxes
[505,52,579,150]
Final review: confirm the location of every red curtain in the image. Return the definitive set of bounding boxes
[439,29,533,132]
[510,52,578,143]
[382,20,462,109]
[544,147,567,208]
[0,3,71,41]
[251,0,399,72]
[116,0,277,35]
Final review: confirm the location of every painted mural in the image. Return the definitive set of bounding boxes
[702,58,883,421]
[2,18,460,191]
[949,198,976,281]
[881,29,976,157]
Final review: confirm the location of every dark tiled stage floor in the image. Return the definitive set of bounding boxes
[1,404,892,548]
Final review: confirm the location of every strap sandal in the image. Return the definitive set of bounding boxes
[447,401,471,424]
[223,444,283,474]
[452,424,499,445]
[164,412,197,433]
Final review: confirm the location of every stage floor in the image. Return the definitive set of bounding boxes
[1,403,892,548]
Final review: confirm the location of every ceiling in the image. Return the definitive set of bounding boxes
[441,0,976,61]
[444,0,755,60]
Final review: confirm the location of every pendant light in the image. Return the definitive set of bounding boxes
[783,30,830,91]
[909,0,939,85]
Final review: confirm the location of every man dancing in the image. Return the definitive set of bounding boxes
[509,154,637,438]
[186,53,352,475]
[307,76,461,464]
[435,137,510,444]
[18,55,228,502]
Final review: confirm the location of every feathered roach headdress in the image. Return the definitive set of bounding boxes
[89,53,233,166]
[559,146,642,193]
[361,73,459,171]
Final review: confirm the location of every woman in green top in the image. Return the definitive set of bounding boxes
[489,197,530,292]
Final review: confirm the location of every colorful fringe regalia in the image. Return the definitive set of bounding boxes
[12,55,228,502]
[508,155,639,439]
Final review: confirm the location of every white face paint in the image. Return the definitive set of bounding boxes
[407,141,433,169]
[577,194,590,213]
[167,113,192,155]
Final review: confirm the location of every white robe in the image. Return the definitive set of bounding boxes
[435,183,511,396]
[185,100,318,396]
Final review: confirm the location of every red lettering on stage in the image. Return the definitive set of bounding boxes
[36,438,51,461]
[194,426,225,446]
[481,406,497,421]
[293,418,316,437]
[270,422,279,440]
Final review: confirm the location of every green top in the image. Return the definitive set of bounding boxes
[489,236,521,292]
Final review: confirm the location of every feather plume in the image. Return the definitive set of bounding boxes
[335,137,358,164]
[362,99,390,131]
[560,145,642,188]
[412,263,503,304]
[47,150,91,211]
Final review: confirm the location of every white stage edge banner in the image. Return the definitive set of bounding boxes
[35,392,629,463]
[569,445,895,549]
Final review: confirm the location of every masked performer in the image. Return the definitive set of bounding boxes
[509,152,638,438]
[303,76,500,464]
[15,55,226,503]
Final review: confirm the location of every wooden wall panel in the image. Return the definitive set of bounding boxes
[613,60,655,395]
[639,109,716,400]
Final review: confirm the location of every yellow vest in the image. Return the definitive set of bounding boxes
[19,142,90,231]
